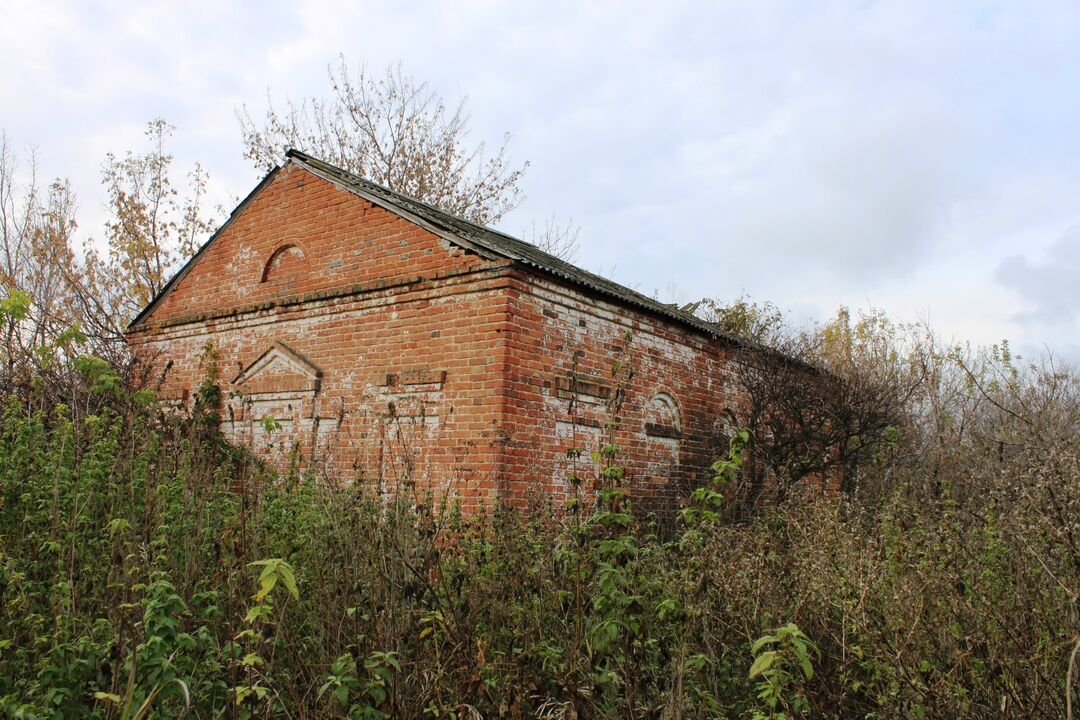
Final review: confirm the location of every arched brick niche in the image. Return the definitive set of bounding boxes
[261,243,308,286]
[644,392,681,440]
[643,391,682,484]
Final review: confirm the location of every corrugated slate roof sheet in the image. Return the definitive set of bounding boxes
[285,149,739,344]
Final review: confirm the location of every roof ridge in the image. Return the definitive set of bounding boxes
[284,149,512,236]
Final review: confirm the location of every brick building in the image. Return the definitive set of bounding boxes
[127,150,752,513]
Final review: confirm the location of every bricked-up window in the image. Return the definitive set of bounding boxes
[644,392,681,439]
[644,392,681,484]
[261,244,308,284]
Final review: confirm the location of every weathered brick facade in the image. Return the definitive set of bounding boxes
[127,152,748,514]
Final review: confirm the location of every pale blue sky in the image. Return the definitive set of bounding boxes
[3,0,1078,358]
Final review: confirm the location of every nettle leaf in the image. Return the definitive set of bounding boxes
[800,654,814,680]
[243,606,272,624]
[751,634,779,653]
[253,565,278,602]
[276,562,300,600]
[749,650,778,678]
[656,598,679,621]
[248,559,300,602]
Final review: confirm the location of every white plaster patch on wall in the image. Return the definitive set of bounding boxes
[378,412,444,492]
[526,275,715,362]
[552,420,602,495]
[226,242,256,283]
[383,413,441,438]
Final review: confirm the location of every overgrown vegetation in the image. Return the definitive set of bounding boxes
[0,295,1078,718]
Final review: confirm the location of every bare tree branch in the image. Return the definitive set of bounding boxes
[237,56,528,227]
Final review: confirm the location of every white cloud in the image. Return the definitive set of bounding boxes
[996,226,1080,358]
[2,0,1078,357]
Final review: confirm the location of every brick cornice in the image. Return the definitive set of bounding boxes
[126,261,514,335]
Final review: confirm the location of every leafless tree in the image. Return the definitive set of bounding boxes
[0,135,83,377]
[82,119,214,345]
[239,57,528,228]
[240,57,585,260]
[710,302,925,513]
[527,213,581,263]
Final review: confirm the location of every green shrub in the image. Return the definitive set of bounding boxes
[0,341,1076,718]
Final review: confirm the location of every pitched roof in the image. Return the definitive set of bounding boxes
[130,149,739,345]
[284,149,738,343]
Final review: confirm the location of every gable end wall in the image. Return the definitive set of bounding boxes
[135,164,495,329]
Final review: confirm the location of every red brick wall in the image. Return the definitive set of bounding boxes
[129,163,748,516]
[129,165,515,510]
[147,164,489,326]
[130,271,513,511]
[496,271,744,517]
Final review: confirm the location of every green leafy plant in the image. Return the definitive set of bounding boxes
[319,651,401,719]
[749,623,819,720]
[681,427,751,530]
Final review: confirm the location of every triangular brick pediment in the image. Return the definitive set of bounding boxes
[232,342,322,396]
